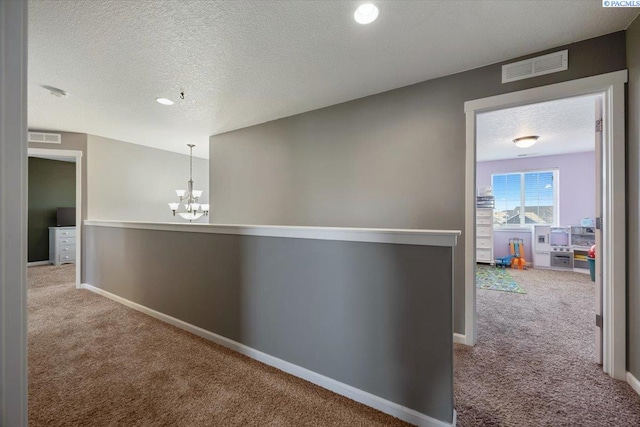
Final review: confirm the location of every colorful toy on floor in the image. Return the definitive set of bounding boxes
[511,238,527,270]
[495,254,514,268]
[495,238,527,270]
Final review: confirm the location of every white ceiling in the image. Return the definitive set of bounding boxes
[476,94,599,162]
[28,1,638,159]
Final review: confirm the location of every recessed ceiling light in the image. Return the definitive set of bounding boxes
[354,3,379,25]
[513,135,539,148]
[156,97,174,106]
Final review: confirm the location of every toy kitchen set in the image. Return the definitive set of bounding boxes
[533,221,595,272]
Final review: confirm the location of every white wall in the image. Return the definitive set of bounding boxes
[87,135,209,222]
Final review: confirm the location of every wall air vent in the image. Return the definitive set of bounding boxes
[502,50,568,84]
[28,132,62,144]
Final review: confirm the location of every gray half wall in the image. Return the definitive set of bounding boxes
[209,32,627,335]
[85,225,455,423]
[626,16,640,379]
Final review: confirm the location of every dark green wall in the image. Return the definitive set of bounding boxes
[28,157,76,262]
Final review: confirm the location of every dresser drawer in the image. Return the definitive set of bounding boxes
[476,209,493,218]
[476,248,492,262]
[477,236,492,248]
[58,245,76,254]
[58,253,76,263]
[476,226,492,237]
[58,237,76,246]
[476,217,492,226]
[58,229,76,238]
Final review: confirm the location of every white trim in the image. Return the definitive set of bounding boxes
[627,372,640,397]
[453,333,468,345]
[80,283,456,427]
[28,148,82,158]
[28,148,83,289]
[464,70,627,380]
[27,261,50,267]
[603,80,627,380]
[464,108,477,345]
[464,70,628,112]
[84,220,461,248]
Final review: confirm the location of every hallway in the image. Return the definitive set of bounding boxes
[27,265,409,427]
[454,268,640,426]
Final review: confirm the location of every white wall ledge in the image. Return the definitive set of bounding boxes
[84,220,461,247]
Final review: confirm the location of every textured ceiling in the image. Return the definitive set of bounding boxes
[476,94,600,162]
[28,1,638,159]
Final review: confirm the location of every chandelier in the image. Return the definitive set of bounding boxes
[168,144,209,221]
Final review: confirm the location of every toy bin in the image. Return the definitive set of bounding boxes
[588,257,595,282]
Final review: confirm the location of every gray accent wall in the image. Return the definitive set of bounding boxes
[210,32,627,335]
[85,225,455,424]
[627,16,640,379]
[87,135,209,223]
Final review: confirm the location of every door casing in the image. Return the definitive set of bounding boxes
[463,70,627,381]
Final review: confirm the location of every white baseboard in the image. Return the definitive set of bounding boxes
[453,333,468,345]
[627,371,640,397]
[27,261,50,267]
[80,283,455,427]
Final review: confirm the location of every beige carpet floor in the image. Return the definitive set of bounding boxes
[29,265,640,426]
[455,267,640,426]
[28,264,410,427]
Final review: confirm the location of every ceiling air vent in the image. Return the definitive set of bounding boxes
[502,50,568,84]
[28,132,62,144]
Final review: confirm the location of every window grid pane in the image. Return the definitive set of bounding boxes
[491,171,555,226]
[492,173,522,226]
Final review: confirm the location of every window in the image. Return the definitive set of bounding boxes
[491,170,558,227]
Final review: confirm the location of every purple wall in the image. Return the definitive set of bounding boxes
[493,229,533,261]
[476,151,596,226]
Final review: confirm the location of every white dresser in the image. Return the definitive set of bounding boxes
[49,226,76,265]
[476,208,494,264]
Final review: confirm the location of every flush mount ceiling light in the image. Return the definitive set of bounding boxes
[156,97,174,106]
[513,135,539,148]
[354,3,379,24]
[42,85,68,98]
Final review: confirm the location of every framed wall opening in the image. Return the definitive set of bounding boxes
[28,148,83,289]
[463,70,627,381]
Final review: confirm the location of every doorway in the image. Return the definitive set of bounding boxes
[28,148,82,288]
[463,70,627,380]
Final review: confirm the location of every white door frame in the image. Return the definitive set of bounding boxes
[28,148,83,289]
[463,70,627,381]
